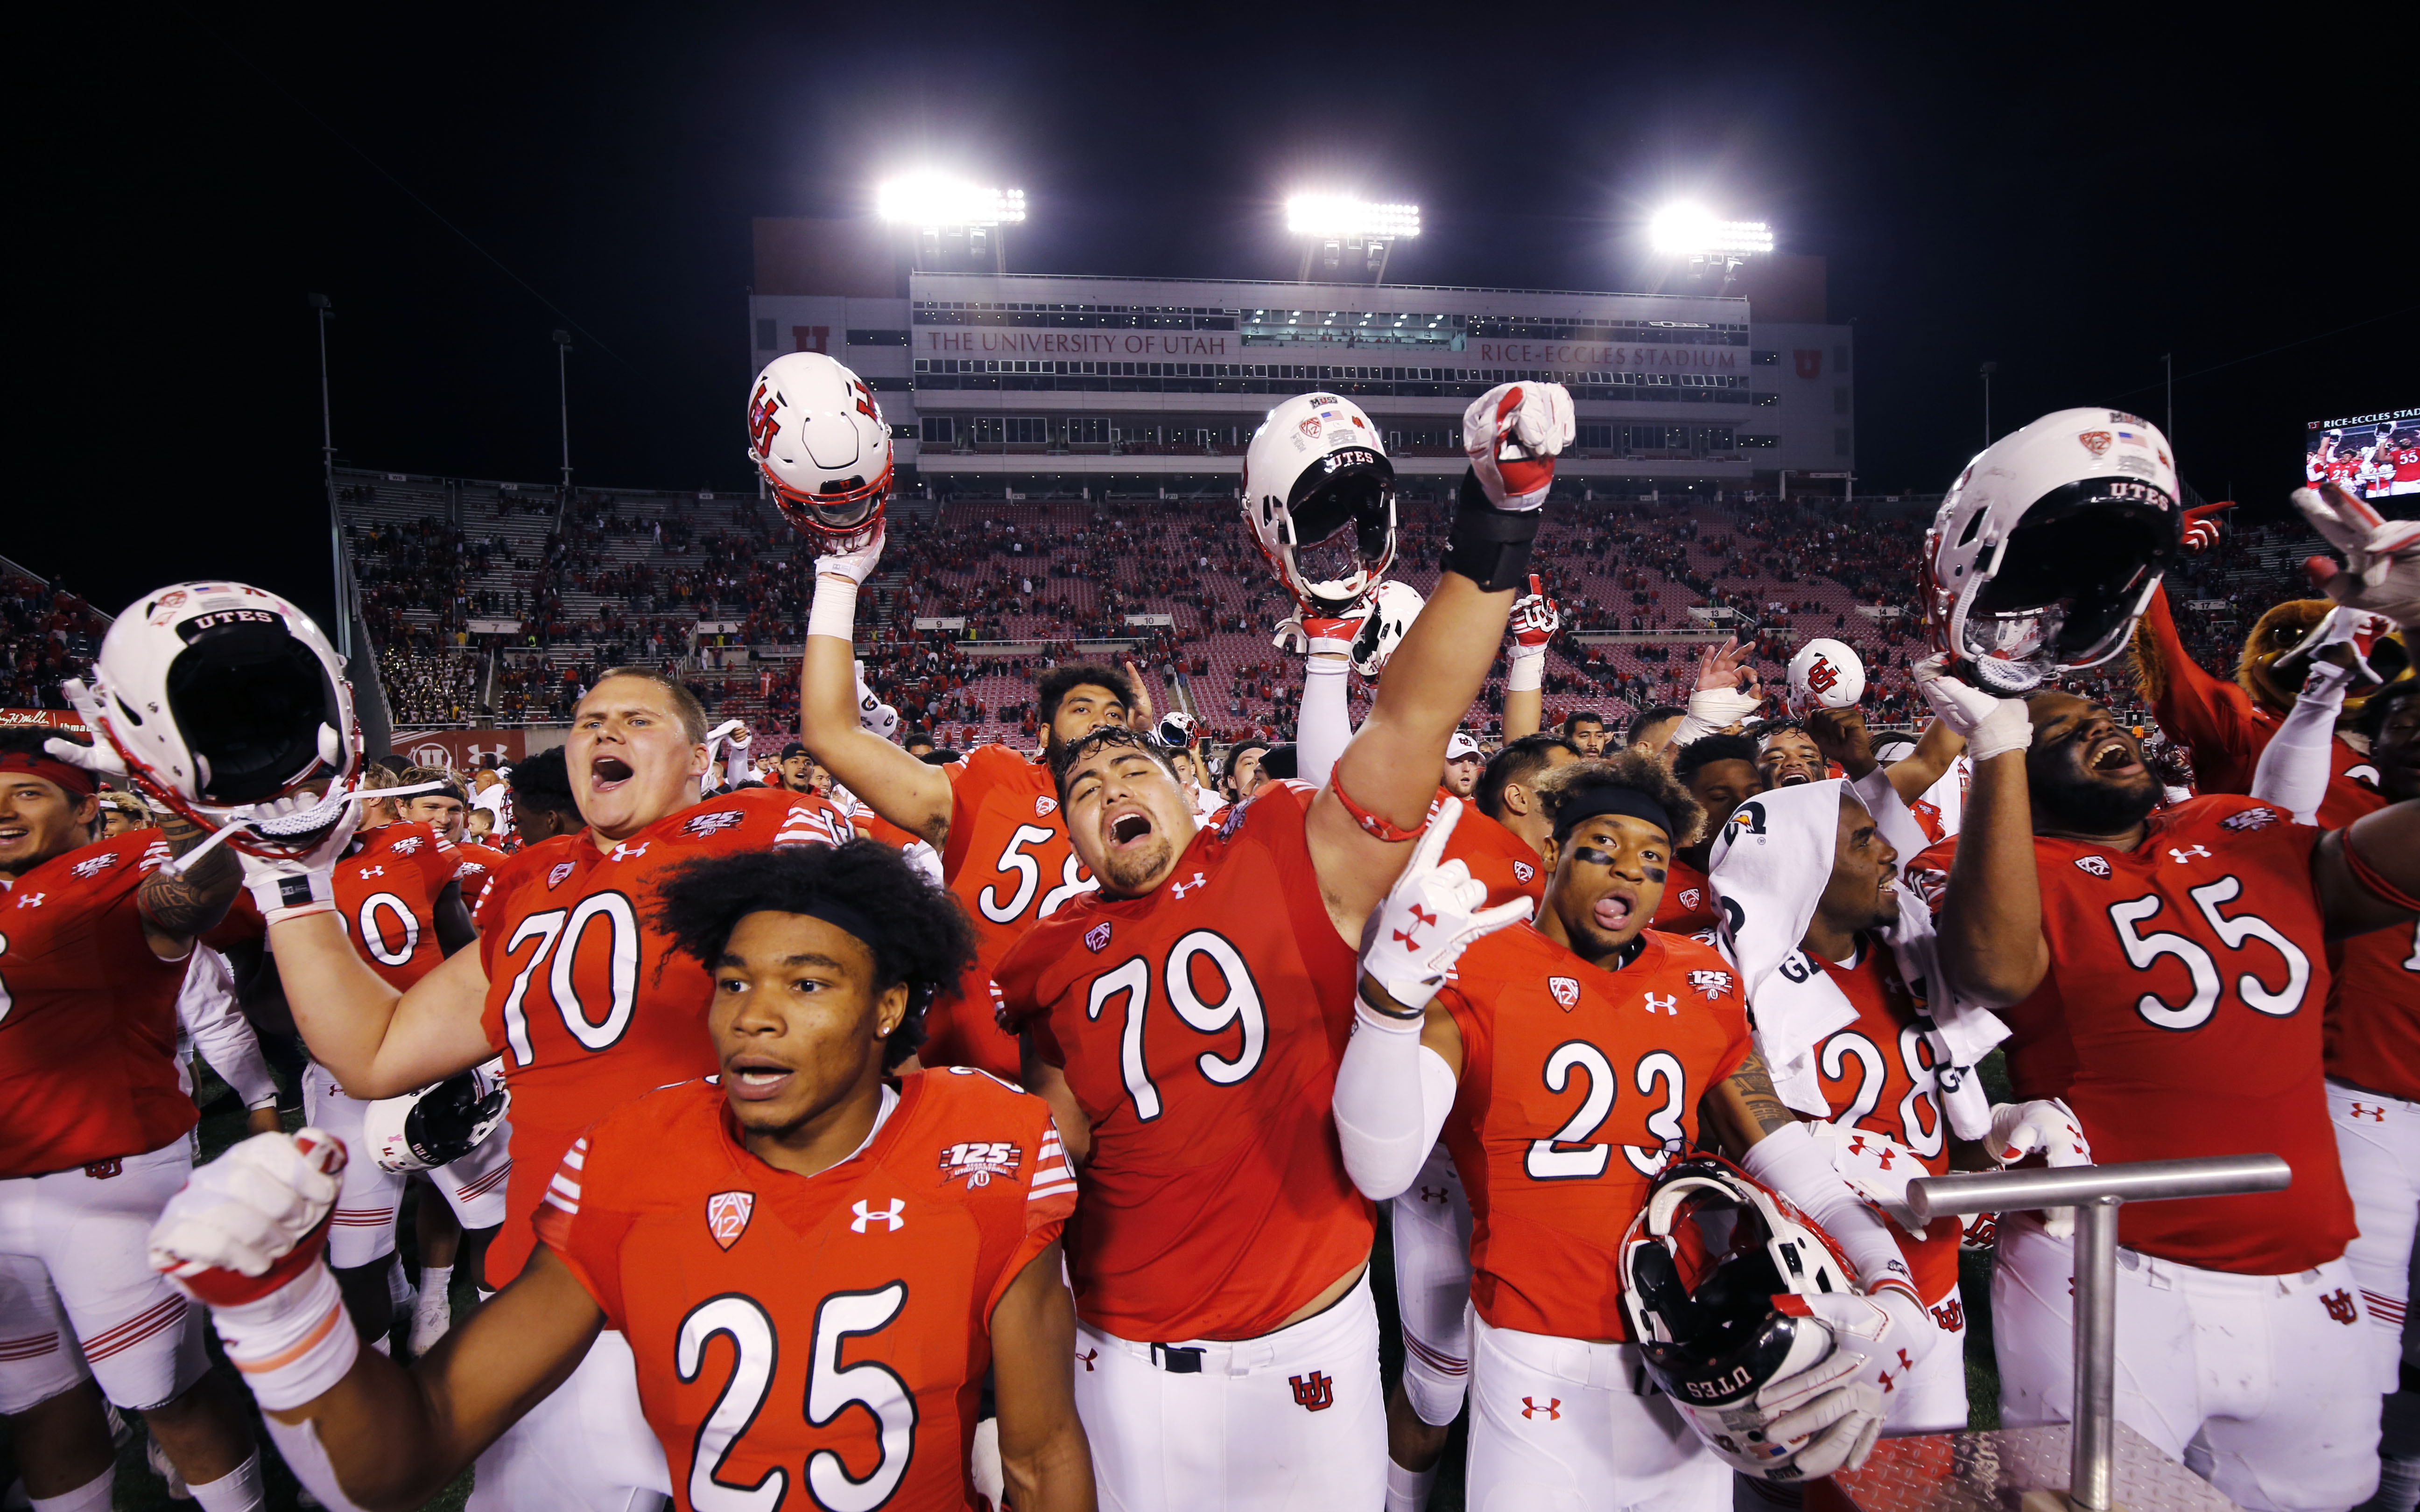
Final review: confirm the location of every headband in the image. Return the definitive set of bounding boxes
[1552,782,1674,844]
[787,897,880,955]
[0,750,98,801]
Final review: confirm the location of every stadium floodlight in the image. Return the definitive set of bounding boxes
[1285,195,1422,240]
[876,175,1027,228]
[1648,205,1774,257]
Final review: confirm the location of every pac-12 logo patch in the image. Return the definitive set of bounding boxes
[548,861,577,888]
[938,1141,1022,1190]
[684,809,748,839]
[2077,430,2113,458]
[1548,976,1581,1010]
[1035,796,1058,817]
[1084,921,1113,952]
[1679,887,1703,911]
[2074,856,2111,878]
[1512,861,1535,883]
[705,1191,755,1250]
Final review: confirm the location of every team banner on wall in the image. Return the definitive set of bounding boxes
[0,709,84,730]
[392,729,526,770]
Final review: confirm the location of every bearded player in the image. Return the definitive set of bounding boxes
[235,665,854,1511]
[147,840,1097,1512]
[986,381,1571,1509]
[771,351,1153,1081]
[1,731,266,1512]
[1651,733,1759,934]
[1332,757,1944,1505]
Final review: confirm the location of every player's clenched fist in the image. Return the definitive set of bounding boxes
[1462,382,1574,512]
[2296,481,2420,629]
[1987,1096,2092,1238]
[1357,798,1534,1014]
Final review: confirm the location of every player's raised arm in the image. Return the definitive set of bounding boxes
[1913,656,2047,1006]
[799,532,953,845]
[1308,382,1573,932]
[1500,574,1558,742]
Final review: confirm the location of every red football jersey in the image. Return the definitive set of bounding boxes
[2324,921,2420,1101]
[1650,855,1716,935]
[0,831,195,1176]
[1437,793,1546,910]
[995,783,1370,1342]
[1805,940,1961,1305]
[932,744,1097,1079]
[2139,585,2380,828]
[335,823,460,991]
[538,1070,1073,1512]
[478,786,853,1286]
[450,840,509,913]
[1906,796,2350,1274]
[1438,925,1752,1340]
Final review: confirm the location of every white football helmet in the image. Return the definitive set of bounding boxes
[363,1062,510,1173]
[1619,1156,1874,1481]
[1243,392,1397,615]
[76,581,357,855]
[1348,580,1425,679]
[1153,710,1199,750]
[1787,638,1865,710]
[747,352,894,552]
[1924,408,2182,694]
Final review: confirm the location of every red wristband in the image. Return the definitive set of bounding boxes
[1326,767,1427,844]
[2343,825,2420,914]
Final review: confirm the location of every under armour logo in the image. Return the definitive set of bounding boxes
[360,865,385,877]
[1170,871,1208,899]
[1393,903,1437,949]
[1520,1397,1561,1421]
[1846,1134,1897,1170]
[1076,1348,1098,1372]
[849,1199,906,1232]
[2167,844,2211,863]
[611,842,651,862]
[13,893,44,908]
[2350,1102,2387,1123]
[2323,1288,2359,1325]
[1875,1346,1913,1394]
[1643,992,1677,1015]
[1417,1185,1449,1205]
[1289,1372,1334,1411]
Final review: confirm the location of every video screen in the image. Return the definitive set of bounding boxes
[2307,406,2420,502]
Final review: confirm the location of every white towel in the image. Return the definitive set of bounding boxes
[1710,777,2005,1140]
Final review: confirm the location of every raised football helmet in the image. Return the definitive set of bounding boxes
[747,351,894,552]
[363,1063,510,1174]
[1620,1156,1885,1481]
[1348,580,1425,679]
[1153,711,1199,750]
[1243,392,1397,616]
[73,581,357,856]
[1924,408,2182,694]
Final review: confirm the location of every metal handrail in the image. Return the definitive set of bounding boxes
[1906,1155,2292,1512]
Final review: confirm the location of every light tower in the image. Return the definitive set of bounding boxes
[877,175,1027,274]
[1648,206,1774,294]
[1286,195,1421,284]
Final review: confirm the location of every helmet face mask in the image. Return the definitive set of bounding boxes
[164,621,346,805]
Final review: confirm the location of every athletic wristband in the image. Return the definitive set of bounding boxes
[808,574,860,642]
[1356,977,1428,1024]
[211,1262,359,1412]
[1327,766,1427,843]
[249,870,335,924]
[2344,825,2420,913]
[1506,646,1545,693]
[1443,471,1544,593]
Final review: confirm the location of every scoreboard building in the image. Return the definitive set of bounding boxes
[746,218,1855,503]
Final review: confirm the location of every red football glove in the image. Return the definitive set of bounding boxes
[2180,501,2233,553]
[1462,383,1574,511]
[1508,574,1561,649]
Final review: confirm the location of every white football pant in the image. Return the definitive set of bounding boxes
[466,1327,669,1512]
[0,1138,207,1412]
[1072,1268,1385,1510]
[1888,1280,1970,1434]
[303,1062,513,1269]
[1463,1312,1727,1512]
[2329,1078,2420,1370]
[1994,1212,2386,1512]
[1392,1143,1473,1427]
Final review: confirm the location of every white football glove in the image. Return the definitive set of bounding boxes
[1508,575,1561,649]
[237,789,364,921]
[1357,798,1533,1014]
[1724,1343,1885,1481]
[1462,382,1574,512]
[1988,1096,2093,1239]
[1807,1122,1931,1239]
[2294,483,2420,629]
[1911,653,2031,763]
[43,678,131,777]
[150,1130,346,1288]
[815,526,889,588]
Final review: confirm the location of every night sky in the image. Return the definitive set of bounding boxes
[20,3,2415,630]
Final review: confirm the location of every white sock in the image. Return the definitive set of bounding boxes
[260,1417,367,1512]
[185,1452,266,1512]
[28,1465,114,1512]
[2380,1454,2420,1512]
[418,1265,452,1305]
[1383,1456,1435,1512]
[384,1256,410,1312]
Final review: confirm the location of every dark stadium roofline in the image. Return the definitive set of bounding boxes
[908,270,1749,306]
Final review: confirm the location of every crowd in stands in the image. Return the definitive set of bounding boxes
[0,570,112,710]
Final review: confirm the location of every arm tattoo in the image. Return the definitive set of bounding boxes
[139,811,241,941]
[1724,1052,1799,1137]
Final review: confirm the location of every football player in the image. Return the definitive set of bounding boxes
[237,666,854,1511]
[1910,657,2418,1512]
[147,840,1097,1512]
[991,380,1573,1508]
[1332,757,1944,1502]
[397,766,507,908]
[1753,719,1829,787]
[1562,709,1611,756]
[504,747,583,849]
[0,730,266,1512]
[1651,733,1759,934]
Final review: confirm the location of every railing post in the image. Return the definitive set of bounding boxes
[2070,1196,2121,1512]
